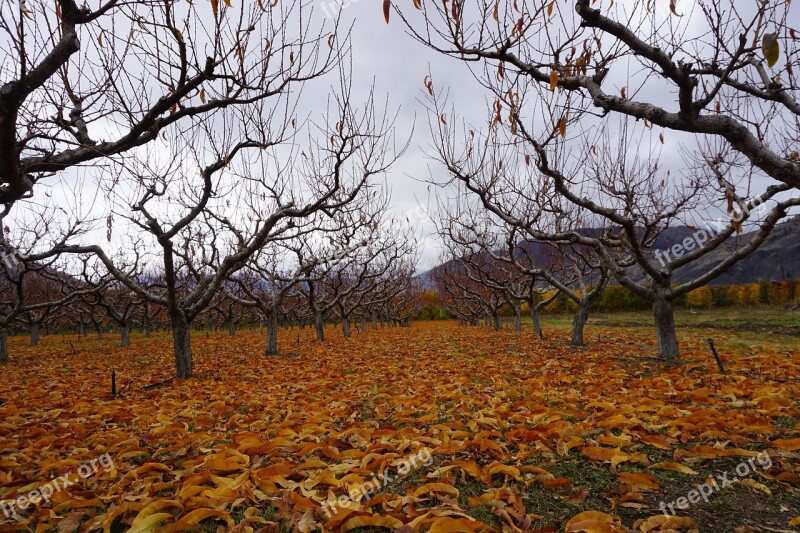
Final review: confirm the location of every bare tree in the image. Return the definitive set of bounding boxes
[434,161,606,344]
[429,93,797,358]
[299,214,417,340]
[431,259,486,326]
[0,194,96,360]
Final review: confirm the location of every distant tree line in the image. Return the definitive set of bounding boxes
[416,278,799,321]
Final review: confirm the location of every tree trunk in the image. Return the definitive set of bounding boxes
[512,302,521,331]
[372,313,378,330]
[653,294,680,360]
[360,315,367,333]
[493,312,501,331]
[170,310,193,378]
[96,325,104,339]
[315,311,325,342]
[342,318,351,338]
[530,303,543,338]
[227,319,236,337]
[144,306,152,336]
[30,323,40,346]
[121,325,131,347]
[266,312,278,355]
[0,328,7,363]
[571,300,590,346]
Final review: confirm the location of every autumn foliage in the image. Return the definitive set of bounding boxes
[0,321,799,531]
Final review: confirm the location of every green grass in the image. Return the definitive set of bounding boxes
[515,306,800,351]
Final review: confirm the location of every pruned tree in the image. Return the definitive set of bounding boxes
[431,93,797,358]
[0,193,95,360]
[431,259,483,326]
[433,157,606,344]
[299,212,418,340]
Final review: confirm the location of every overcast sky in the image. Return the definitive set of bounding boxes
[317,1,490,270]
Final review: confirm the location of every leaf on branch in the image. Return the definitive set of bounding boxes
[55,2,61,19]
[669,0,682,16]
[512,17,524,36]
[731,216,743,235]
[97,31,104,48]
[200,88,206,104]
[383,0,391,23]
[558,116,567,138]
[549,70,558,91]
[413,0,422,9]
[440,114,447,125]
[547,1,554,17]
[659,133,664,144]
[211,0,219,17]
[223,0,232,6]
[424,75,434,95]
[493,2,499,22]
[762,32,780,68]
[725,188,735,214]
[327,34,335,48]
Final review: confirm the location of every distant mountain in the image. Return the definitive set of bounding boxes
[416,217,800,288]
[667,217,800,285]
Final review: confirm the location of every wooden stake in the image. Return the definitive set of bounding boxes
[707,338,726,373]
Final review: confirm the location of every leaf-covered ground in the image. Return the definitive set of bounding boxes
[1,315,799,532]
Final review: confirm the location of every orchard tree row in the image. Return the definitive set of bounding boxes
[398,0,799,359]
[0,0,422,377]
